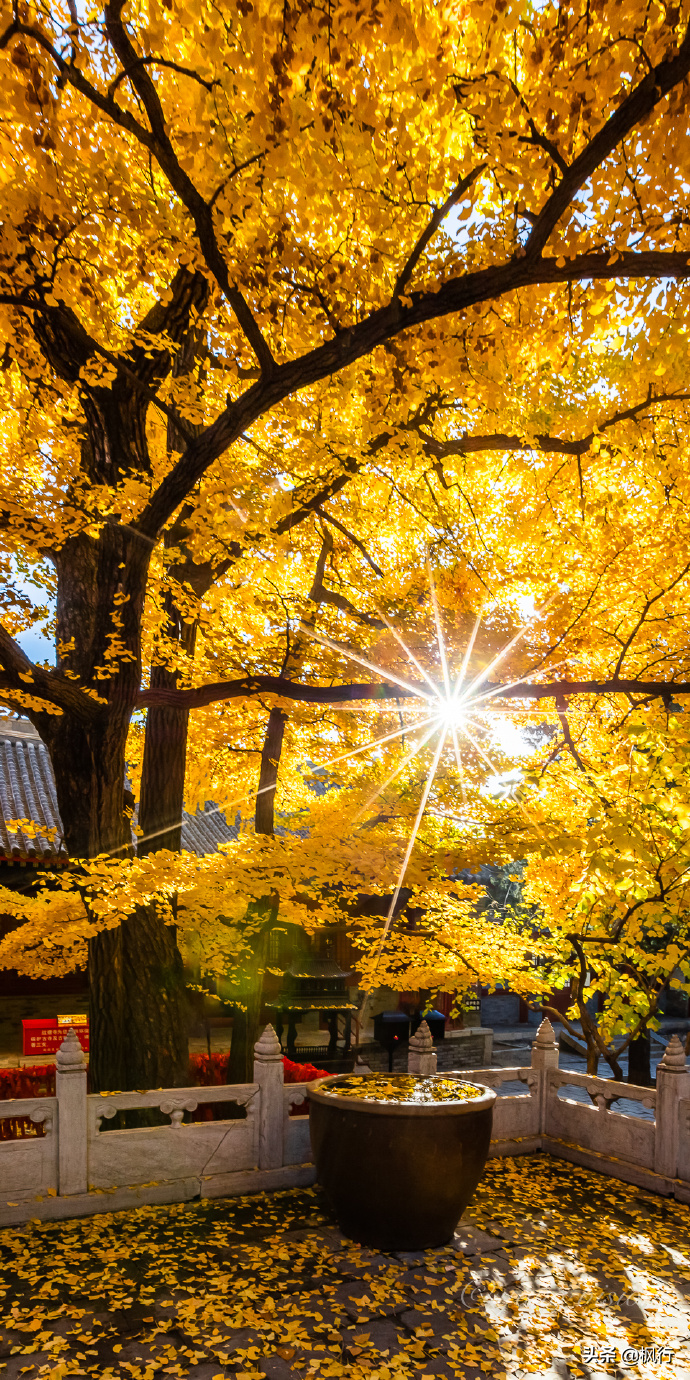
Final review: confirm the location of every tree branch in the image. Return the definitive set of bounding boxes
[137,674,408,710]
[611,559,690,680]
[102,2,276,377]
[9,13,690,535]
[137,674,690,713]
[3,266,207,444]
[315,507,384,577]
[555,693,590,774]
[0,11,275,376]
[136,248,690,540]
[0,624,100,720]
[524,26,690,257]
[420,390,690,460]
[307,528,384,628]
[393,165,486,299]
[518,122,569,178]
[107,54,218,99]
[274,457,362,535]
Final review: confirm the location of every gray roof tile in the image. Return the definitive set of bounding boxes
[0,717,238,863]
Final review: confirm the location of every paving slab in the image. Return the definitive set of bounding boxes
[1,1157,688,1380]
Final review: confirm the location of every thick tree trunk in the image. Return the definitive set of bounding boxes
[87,905,188,1091]
[44,711,188,1093]
[131,662,195,1091]
[138,588,198,857]
[139,699,190,854]
[13,270,210,1093]
[130,358,228,1085]
[38,526,193,1090]
[134,517,233,1085]
[133,624,197,1092]
[35,527,180,1092]
[255,708,287,835]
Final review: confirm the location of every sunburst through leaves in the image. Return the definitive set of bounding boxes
[295,565,555,1006]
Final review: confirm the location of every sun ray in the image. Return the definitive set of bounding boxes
[452,612,482,701]
[299,622,435,702]
[467,673,536,712]
[359,724,449,1025]
[323,703,431,718]
[458,593,556,706]
[455,716,551,845]
[376,610,443,699]
[427,559,451,699]
[353,721,441,823]
[450,724,468,808]
[465,658,569,714]
[128,778,281,853]
[130,708,441,856]
[452,712,517,781]
[311,711,440,776]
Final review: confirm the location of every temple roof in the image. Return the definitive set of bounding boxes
[0,717,239,864]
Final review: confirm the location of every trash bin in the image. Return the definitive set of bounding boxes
[373,1011,411,1071]
[411,1009,446,1042]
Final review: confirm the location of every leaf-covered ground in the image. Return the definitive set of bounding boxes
[1,1157,688,1380]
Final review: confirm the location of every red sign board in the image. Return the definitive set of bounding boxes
[22,1018,89,1057]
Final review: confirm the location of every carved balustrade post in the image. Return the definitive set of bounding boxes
[530,1018,559,1137]
[56,1029,88,1196]
[253,1024,285,1170]
[654,1035,690,1181]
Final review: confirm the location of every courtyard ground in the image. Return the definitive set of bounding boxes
[1,1156,688,1380]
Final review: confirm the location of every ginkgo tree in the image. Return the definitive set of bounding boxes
[3,0,690,1089]
[514,701,690,1077]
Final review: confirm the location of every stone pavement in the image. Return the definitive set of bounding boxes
[1,1156,688,1380]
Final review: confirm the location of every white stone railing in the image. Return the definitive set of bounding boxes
[407,1017,690,1201]
[1,1018,688,1227]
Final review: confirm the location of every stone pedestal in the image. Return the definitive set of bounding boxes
[531,1017,559,1070]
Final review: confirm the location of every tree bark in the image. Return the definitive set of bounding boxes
[87,904,188,1091]
[134,566,221,1091]
[138,592,195,856]
[255,708,287,835]
[131,341,229,1088]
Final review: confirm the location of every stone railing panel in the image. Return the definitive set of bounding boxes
[545,1070,656,1169]
[87,1083,259,1190]
[463,1065,531,1090]
[678,1098,690,1191]
[283,1085,313,1167]
[0,1097,58,1199]
[463,1066,540,1148]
